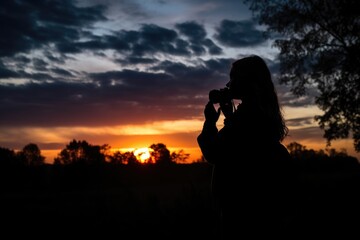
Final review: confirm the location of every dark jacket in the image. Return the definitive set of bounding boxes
[197,103,297,237]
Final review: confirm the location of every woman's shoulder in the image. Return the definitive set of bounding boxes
[264,141,291,159]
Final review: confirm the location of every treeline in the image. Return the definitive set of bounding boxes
[0,139,358,168]
[286,142,359,171]
[0,139,210,194]
[0,139,192,167]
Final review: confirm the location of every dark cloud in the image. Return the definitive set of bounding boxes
[203,39,223,55]
[90,69,173,88]
[81,0,150,21]
[285,126,326,143]
[50,68,75,77]
[132,24,188,56]
[176,21,207,42]
[214,19,267,47]
[43,51,67,64]
[286,117,315,128]
[0,62,19,78]
[204,58,233,75]
[0,58,232,127]
[115,57,159,65]
[32,58,49,71]
[53,21,222,58]
[176,21,223,55]
[0,0,107,57]
[279,92,316,107]
[1,0,225,84]
[107,23,221,57]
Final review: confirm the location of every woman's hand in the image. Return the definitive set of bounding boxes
[220,101,233,119]
[204,101,220,124]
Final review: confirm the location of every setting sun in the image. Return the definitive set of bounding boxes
[134,147,153,163]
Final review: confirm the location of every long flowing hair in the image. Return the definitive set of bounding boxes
[231,55,289,141]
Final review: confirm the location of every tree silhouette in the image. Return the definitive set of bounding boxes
[149,143,173,165]
[0,147,17,166]
[170,149,190,163]
[54,139,106,165]
[124,151,139,166]
[244,0,360,152]
[17,143,45,166]
[108,150,126,165]
[286,141,359,169]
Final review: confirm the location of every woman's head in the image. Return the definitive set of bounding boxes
[227,55,273,100]
[228,55,288,141]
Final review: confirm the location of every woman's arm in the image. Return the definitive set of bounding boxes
[197,120,219,164]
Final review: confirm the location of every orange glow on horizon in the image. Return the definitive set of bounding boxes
[40,147,203,164]
[9,115,358,164]
[134,147,153,163]
[39,139,359,165]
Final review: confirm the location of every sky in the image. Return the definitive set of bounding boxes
[0,0,358,163]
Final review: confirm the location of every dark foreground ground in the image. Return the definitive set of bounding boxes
[1,162,360,239]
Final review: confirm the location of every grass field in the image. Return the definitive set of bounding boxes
[1,162,359,239]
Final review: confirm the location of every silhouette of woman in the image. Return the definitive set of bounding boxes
[197,55,296,239]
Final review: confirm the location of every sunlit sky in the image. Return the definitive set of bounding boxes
[1,0,358,163]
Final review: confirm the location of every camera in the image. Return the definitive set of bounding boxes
[209,87,232,104]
